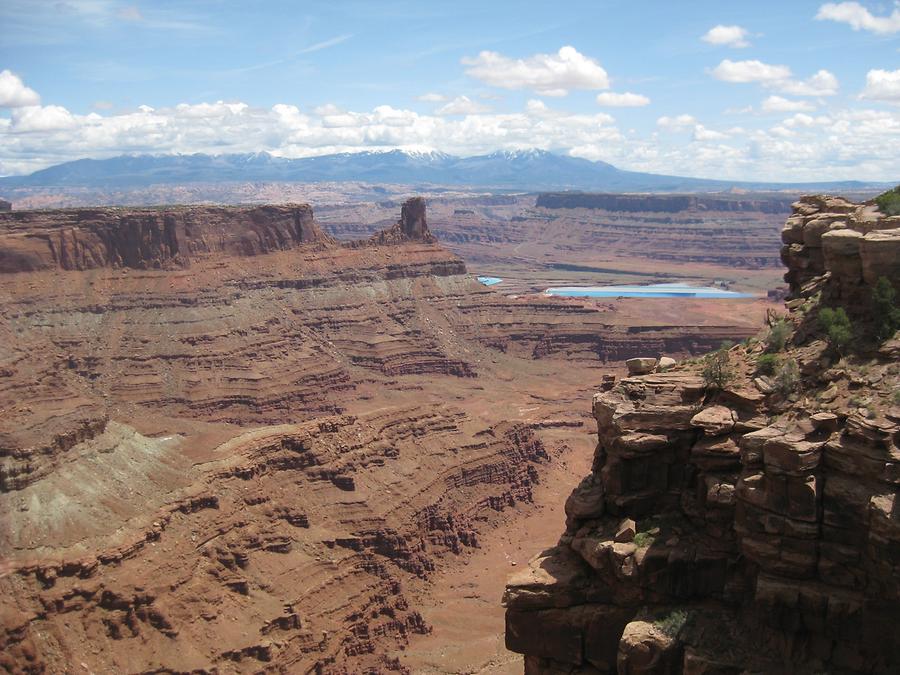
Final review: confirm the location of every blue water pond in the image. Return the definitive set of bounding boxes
[544,283,754,299]
[477,276,503,286]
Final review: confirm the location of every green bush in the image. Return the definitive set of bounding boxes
[774,358,800,396]
[872,276,900,341]
[702,344,736,390]
[654,610,689,638]
[818,307,853,354]
[875,185,900,216]
[765,319,791,353]
[633,531,655,549]
[755,353,779,376]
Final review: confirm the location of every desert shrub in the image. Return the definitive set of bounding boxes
[893,389,900,405]
[872,276,900,341]
[633,531,655,549]
[875,185,900,216]
[818,307,853,354]
[755,353,779,376]
[654,610,689,638]
[774,358,800,396]
[702,343,736,389]
[765,319,791,353]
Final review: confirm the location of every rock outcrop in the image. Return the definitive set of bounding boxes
[781,194,900,302]
[368,196,437,245]
[0,199,11,212]
[505,195,900,673]
[0,203,330,272]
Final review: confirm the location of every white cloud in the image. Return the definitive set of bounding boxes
[761,95,816,112]
[702,25,750,48]
[417,93,447,102]
[0,70,41,107]
[711,59,791,83]
[692,124,729,141]
[711,60,839,96]
[816,2,900,34]
[462,45,609,96]
[861,68,900,102]
[779,70,839,96]
[657,114,697,130]
[595,91,650,107]
[435,95,491,115]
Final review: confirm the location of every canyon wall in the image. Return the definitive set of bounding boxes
[505,195,900,673]
[0,196,758,673]
[0,204,330,273]
[536,192,795,214]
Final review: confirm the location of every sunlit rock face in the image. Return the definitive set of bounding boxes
[505,194,900,674]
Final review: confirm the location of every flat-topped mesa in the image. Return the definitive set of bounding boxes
[537,192,795,214]
[781,194,900,303]
[0,203,332,273]
[369,196,437,245]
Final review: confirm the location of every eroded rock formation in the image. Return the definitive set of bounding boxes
[505,195,900,673]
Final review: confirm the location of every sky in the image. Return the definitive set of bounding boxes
[1,0,899,181]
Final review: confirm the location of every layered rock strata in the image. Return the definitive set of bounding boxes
[505,195,900,673]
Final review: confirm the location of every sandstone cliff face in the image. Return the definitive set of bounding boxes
[505,195,900,673]
[0,203,330,273]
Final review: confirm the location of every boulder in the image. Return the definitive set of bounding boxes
[822,229,863,282]
[656,357,676,372]
[690,406,735,436]
[626,358,658,376]
[617,619,681,674]
[615,518,637,543]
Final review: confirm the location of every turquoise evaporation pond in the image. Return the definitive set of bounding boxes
[477,276,503,286]
[544,283,755,299]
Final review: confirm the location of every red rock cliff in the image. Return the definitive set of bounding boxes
[0,203,331,272]
[504,195,900,673]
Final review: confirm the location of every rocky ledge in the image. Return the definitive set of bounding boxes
[505,195,900,673]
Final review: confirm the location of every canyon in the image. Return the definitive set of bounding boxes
[504,195,900,673]
[0,196,775,673]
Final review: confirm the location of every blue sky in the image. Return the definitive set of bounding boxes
[1,0,899,180]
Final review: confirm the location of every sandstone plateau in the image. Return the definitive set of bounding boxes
[505,195,900,673]
[0,196,770,673]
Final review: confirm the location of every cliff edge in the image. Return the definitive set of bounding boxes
[504,194,900,673]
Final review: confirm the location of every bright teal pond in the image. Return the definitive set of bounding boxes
[477,276,503,286]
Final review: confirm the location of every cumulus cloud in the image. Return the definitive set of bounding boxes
[702,25,751,48]
[657,114,697,130]
[816,2,900,34]
[595,92,650,107]
[693,124,729,141]
[0,70,41,107]
[462,46,609,96]
[761,95,816,112]
[861,68,900,102]
[712,60,839,96]
[711,59,791,83]
[435,95,491,115]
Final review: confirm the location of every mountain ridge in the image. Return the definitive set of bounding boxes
[0,149,888,193]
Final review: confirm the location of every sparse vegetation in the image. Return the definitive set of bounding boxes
[755,353,779,376]
[702,342,736,390]
[764,319,791,353]
[875,185,900,216]
[819,307,853,354]
[892,390,900,406]
[872,276,900,341]
[633,531,655,549]
[654,610,689,638]
[774,358,800,396]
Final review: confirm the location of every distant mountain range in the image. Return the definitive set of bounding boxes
[0,149,890,193]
